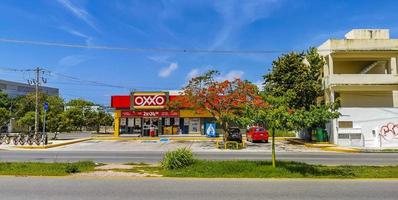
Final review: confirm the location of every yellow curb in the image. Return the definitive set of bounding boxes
[321,146,361,153]
[16,138,92,149]
[92,136,291,142]
[92,137,222,142]
[304,143,336,148]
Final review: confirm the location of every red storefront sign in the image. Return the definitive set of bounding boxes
[131,92,168,109]
[121,110,179,117]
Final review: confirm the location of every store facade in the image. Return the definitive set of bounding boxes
[111,91,214,137]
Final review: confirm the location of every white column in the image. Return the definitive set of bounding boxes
[393,90,398,108]
[390,57,397,75]
[330,89,338,144]
[328,54,334,75]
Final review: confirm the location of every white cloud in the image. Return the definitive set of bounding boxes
[58,55,90,66]
[253,80,264,91]
[211,1,282,49]
[59,26,89,38]
[147,56,170,64]
[186,68,200,80]
[216,70,244,81]
[59,26,94,46]
[57,0,98,31]
[158,62,178,78]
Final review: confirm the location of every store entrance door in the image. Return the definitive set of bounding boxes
[142,118,160,137]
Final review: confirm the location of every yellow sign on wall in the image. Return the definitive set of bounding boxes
[180,109,213,118]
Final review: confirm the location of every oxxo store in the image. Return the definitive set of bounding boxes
[111,91,214,137]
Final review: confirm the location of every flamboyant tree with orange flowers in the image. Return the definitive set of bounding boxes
[178,70,267,137]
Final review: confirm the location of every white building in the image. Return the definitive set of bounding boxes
[0,79,59,97]
[319,29,398,148]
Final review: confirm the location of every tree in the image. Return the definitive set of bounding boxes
[16,111,35,133]
[0,91,11,130]
[264,47,323,110]
[0,90,10,108]
[66,99,94,108]
[43,95,65,133]
[180,70,266,140]
[240,95,293,167]
[263,48,339,139]
[63,107,85,131]
[0,107,10,128]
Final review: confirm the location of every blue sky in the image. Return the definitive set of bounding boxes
[0,0,398,105]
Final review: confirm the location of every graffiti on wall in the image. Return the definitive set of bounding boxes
[380,123,398,141]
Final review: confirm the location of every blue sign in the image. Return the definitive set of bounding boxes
[43,102,49,111]
[205,123,217,137]
[160,138,169,143]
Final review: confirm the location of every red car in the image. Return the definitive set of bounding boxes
[246,127,269,143]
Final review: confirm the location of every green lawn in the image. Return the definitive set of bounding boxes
[0,161,96,176]
[273,130,296,137]
[160,160,398,178]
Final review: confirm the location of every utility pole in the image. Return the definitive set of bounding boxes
[34,67,40,137]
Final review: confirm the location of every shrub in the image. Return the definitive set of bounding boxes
[65,164,80,174]
[161,147,195,170]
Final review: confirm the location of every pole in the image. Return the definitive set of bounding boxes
[271,127,276,168]
[43,109,47,145]
[34,67,40,137]
[8,103,12,133]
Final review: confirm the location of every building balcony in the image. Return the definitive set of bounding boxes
[324,74,398,87]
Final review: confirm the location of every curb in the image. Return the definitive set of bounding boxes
[287,139,360,153]
[321,146,361,153]
[92,137,222,141]
[92,136,291,142]
[15,138,92,149]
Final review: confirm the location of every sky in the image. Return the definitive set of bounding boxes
[0,0,398,105]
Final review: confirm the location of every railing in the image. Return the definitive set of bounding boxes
[325,74,398,86]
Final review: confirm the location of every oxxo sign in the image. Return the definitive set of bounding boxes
[131,92,168,109]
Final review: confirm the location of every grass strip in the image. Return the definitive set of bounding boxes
[0,161,96,176]
[161,160,398,179]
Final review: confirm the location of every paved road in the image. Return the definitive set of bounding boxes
[1,150,398,165]
[0,177,397,200]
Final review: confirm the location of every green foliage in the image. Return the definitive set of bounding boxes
[0,90,10,108]
[16,111,36,132]
[161,148,196,170]
[264,47,323,110]
[7,91,109,133]
[65,164,80,173]
[66,99,95,107]
[259,48,339,131]
[0,107,10,127]
[63,107,85,131]
[0,161,96,176]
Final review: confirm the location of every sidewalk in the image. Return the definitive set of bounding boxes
[0,138,92,150]
[287,138,361,153]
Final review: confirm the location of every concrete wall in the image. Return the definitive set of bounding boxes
[338,91,393,107]
[336,107,398,147]
[334,60,388,74]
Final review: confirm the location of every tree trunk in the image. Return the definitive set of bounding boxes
[271,127,276,168]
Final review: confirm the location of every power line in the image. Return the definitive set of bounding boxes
[0,38,292,55]
[1,38,398,55]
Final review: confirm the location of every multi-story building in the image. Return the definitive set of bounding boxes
[319,29,398,148]
[0,79,59,97]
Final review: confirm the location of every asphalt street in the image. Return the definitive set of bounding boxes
[0,177,397,200]
[1,150,398,165]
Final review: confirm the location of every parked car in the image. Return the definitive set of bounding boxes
[225,127,242,143]
[246,127,269,143]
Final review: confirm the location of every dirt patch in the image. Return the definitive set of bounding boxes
[74,170,162,177]
[95,164,134,170]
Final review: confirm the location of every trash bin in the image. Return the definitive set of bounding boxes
[316,127,324,142]
[322,129,329,142]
